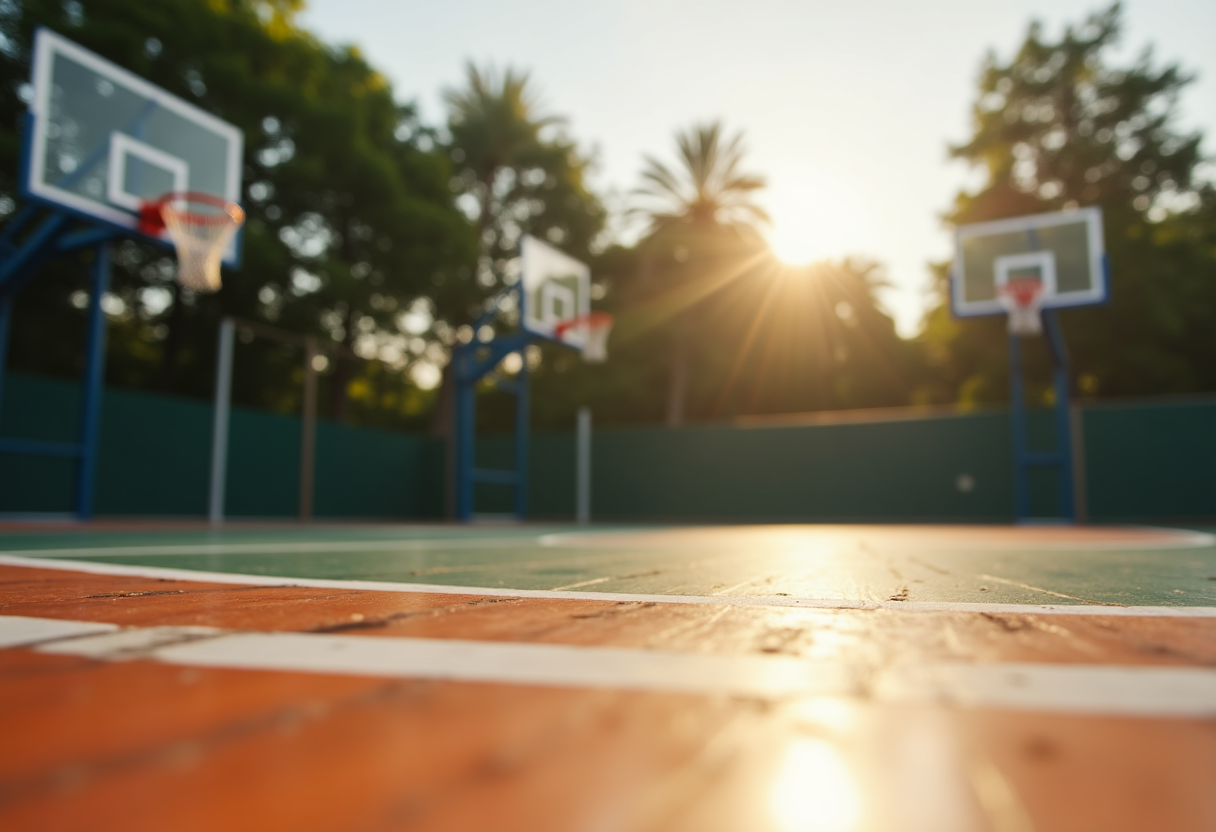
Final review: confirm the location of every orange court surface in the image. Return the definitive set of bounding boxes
[2,521,1215,832]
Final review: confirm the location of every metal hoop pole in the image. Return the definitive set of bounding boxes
[74,244,110,520]
[208,317,235,525]
[300,338,318,523]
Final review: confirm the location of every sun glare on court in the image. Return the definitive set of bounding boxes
[771,738,862,832]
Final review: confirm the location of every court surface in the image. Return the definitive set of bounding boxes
[3,522,1215,831]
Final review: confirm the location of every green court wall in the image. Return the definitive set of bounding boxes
[2,373,1213,522]
[0,373,443,518]
[485,400,1216,524]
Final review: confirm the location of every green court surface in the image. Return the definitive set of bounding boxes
[2,524,1215,608]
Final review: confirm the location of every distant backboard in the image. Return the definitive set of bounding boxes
[951,207,1106,317]
[520,235,590,348]
[22,28,244,264]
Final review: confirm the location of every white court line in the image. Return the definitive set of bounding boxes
[3,525,1211,561]
[540,526,1216,551]
[0,614,118,648]
[0,537,554,559]
[7,614,1216,719]
[3,554,1216,617]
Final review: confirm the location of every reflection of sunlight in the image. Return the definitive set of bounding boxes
[764,168,874,266]
[771,738,862,832]
[790,698,857,735]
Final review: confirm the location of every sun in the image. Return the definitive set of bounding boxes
[762,170,875,267]
[768,224,822,266]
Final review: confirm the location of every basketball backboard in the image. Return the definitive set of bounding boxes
[520,235,590,348]
[951,207,1107,318]
[22,28,244,264]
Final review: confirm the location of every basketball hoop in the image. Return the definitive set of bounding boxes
[140,192,245,293]
[997,278,1045,336]
[554,312,614,363]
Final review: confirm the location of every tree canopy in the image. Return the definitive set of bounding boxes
[1,0,1208,443]
[0,0,476,427]
[919,3,1215,405]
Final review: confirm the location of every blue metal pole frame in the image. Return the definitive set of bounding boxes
[73,243,110,519]
[514,360,530,519]
[1043,309,1075,520]
[452,327,535,522]
[1007,332,1030,520]
[0,209,114,521]
[0,293,12,421]
[1007,309,1075,522]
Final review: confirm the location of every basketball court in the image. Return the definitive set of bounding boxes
[3,25,1216,832]
[2,522,1215,831]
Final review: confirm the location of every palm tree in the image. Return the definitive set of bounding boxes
[443,63,561,252]
[632,122,769,425]
[633,122,769,234]
[434,64,604,514]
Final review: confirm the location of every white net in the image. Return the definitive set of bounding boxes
[558,313,614,363]
[160,196,245,293]
[998,279,1045,336]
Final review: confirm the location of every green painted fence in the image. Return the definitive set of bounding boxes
[2,373,1213,522]
[0,373,443,518]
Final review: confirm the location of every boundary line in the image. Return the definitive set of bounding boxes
[5,614,1216,718]
[4,555,1215,618]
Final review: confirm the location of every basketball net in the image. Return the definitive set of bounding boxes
[554,312,614,363]
[997,278,1044,336]
[141,193,245,293]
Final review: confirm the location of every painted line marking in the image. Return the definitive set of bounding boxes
[1,525,1211,561]
[0,615,118,649]
[540,527,1216,551]
[7,615,1216,718]
[0,537,555,559]
[3,555,1215,618]
[5,554,1216,617]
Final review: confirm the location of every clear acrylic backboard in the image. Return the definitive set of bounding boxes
[520,234,591,349]
[951,207,1107,318]
[22,28,244,264]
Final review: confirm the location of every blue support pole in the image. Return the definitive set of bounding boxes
[514,359,529,519]
[1043,310,1075,520]
[452,333,536,522]
[1007,332,1030,520]
[73,244,110,520]
[0,293,12,423]
[1007,311,1076,523]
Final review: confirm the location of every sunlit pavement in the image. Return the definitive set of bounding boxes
[2,524,1215,831]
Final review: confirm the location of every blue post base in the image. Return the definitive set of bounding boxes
[0,208,114,522]
[453,332,532,522]
[1008,309,1076,523]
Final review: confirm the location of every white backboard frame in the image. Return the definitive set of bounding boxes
[23,28,244,264]
[520,235,591,348]
[951,207,1106,318]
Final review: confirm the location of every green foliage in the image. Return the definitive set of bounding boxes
[441,63,605,325]
[920,3,1215,404]
[0,0,475,428]
[632,122,770,232]
[626,121,772,425]
[522,248,919,429]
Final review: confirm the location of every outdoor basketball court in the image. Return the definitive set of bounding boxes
[2,522,1215,831]
[3,23,1215,832]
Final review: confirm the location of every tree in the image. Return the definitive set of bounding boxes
[630,122,770,425]
[428,63,605,431]
[919,3,1215,405]
[0,0,476,428]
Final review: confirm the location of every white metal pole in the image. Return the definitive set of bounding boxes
[576,407,591,525]
[208,317,235,525]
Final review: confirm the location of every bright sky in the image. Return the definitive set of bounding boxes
[299,0,1215,336]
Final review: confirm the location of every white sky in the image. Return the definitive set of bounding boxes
[299,0,1215,336]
